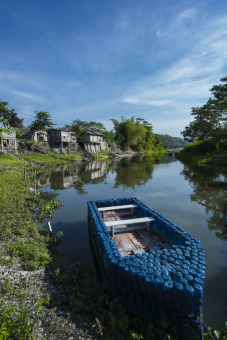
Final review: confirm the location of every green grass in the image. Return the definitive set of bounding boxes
[48,150,84,160]
[16,152,66,165]
[0,153,29,169]
[15,151,85,165]
[91,150,114,159]
[0,168,51,269]
[0,279,50,340]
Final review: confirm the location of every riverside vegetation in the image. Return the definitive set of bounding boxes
[0,152,227,339]
[176,140,227,168]
[177,76,227,168]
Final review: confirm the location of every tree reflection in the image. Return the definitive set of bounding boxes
[36,154,163,196]
[181,164,227,239]
[113,155,161,189]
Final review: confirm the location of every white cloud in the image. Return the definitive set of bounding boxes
[120,13,227,133]
[156,30,161,37]
[176,9,197,22]
[3,89,47,103]
[123,97,173,106]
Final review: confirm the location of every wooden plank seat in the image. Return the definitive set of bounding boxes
[98,204,138,217]
[104,217,154,236]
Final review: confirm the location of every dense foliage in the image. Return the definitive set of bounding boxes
[176,140,227,167]
[0,100,24,138]
[181,76,227,145]
[30,111,54,130]
[110,116,162,151]
[156,134,188,149]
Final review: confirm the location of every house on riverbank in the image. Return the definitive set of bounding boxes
[82,131,108,153]
[21,129,48,142]
[0,130,17,152]
[20,128,78,154]
[47,129,78,154]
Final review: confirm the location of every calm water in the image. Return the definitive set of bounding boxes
[37,155,227,328]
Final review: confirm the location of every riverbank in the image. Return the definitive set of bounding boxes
[176,141,227,168]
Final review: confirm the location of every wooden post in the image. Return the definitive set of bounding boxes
[24,168,26,180]
[34,169,37,196]
[47,221,53,235]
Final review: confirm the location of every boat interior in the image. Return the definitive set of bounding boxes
[98,204,172,257]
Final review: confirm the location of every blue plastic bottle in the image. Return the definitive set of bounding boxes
[147,267,153,275]
[164,280,174,310]
[145,274,155,298]
[124,266,133,288]
[194,284,203,300]
[118,261,126,286]
[174,282,183,312]
[138,270,147,296]
[183,285,194,315]
[154,276,164,304]
[111,258,119,284]
[131,267,140,292]
[194,277,203,286]
[175,271,183,282]
[185,274,193,284]
[179,277,188,286]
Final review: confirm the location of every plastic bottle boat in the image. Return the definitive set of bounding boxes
[87,197,205,339]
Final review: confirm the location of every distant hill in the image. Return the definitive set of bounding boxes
[156,134,188,149]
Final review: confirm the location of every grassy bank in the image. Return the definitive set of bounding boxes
[16,150,84,165]
[176,140,227,167]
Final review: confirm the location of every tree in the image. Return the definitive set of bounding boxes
[181,77,227,143]
[63,119,107,142]
[0,100,23,138]
[30,111,54,130]
[1,108,23,129]
[110,116,159,151]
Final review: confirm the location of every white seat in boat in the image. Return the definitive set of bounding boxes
[98,204,138,217]
[104,217,154,236]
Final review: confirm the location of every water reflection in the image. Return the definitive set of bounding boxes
[37,156,162,193]
[79,160,111,183]
[37,160,112,194]
[37,157,227,242]
[37,158,227,242]
[37,164,79,190]
[182,165,227,240]
[113,154,163,189]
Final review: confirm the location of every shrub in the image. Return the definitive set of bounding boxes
[184,140,219,154]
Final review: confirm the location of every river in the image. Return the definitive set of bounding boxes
[37,154,227,329]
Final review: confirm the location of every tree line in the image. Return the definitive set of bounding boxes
[0,103,163,152]
[1,75,226,151]
[156,134,188,149]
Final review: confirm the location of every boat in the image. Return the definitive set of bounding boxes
[87,197,205,339]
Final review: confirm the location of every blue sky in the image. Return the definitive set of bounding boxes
[1,0,227,136]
